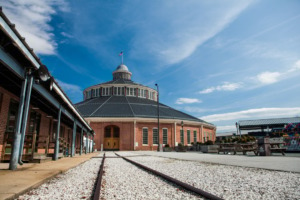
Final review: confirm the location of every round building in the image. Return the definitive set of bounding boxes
[75,64,216,151]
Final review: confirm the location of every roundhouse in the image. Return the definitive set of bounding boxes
[75,64,216,151]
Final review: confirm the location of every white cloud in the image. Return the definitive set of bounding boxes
[200,107,300,122]
[216,125,237,132]
[1,0,69,55]
[130,1,253,65]
[288,59,300,72]
[256,71,281,84]
[175,98,201,105]
[56,80,82,95]
[199,82,242,94]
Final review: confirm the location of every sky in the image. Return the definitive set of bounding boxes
[1,0,300,134]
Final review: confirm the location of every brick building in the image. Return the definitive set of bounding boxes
[76,64,216,151]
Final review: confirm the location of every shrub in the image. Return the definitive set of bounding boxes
[165,144,170,148]
[204,140,213,145]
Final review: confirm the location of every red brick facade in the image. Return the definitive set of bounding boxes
[89,119,216,151]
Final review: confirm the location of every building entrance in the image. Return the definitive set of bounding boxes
[103,125,120,150]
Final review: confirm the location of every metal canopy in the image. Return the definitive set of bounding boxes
[238,117,300,130]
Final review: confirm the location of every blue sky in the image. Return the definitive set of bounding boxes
[1,0,300,134]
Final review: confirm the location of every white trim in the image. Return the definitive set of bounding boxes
[53,83,92,132]
[84,117,215,128]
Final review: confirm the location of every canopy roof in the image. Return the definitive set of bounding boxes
[238,117,300,130]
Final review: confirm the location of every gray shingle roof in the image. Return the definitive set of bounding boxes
[75,96,209,123]
[238,117,300,129]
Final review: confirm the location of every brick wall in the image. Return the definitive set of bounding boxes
[89,120,216,151]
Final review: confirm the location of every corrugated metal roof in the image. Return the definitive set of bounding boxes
[239,117,300,127]
[75,96,212,124]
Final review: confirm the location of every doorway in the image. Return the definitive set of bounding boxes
[103,125,120,150]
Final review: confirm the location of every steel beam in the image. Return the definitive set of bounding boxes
[9,76,27,170]
[80,128,83,155]
[18,75,33,164]
[71,120,77,157]
[53,106,61,160]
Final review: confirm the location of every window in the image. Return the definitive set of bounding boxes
[5,100,19,133]
[193,130,197,143]
[163,128,168,144]
[117,87,121,95]
[153,128,158,144]
[113,87,117,95]
[105,126,111,137]
[121,87,124,96]
[187,130,191,144]
[144,90,147,98]
[143,128,148,145]
[138,88,141,97]
[180,129,184,144]
[130,88,133,96]
[126,87,129,96]
[52,121,57,141]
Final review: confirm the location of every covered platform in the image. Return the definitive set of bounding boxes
[0,8,95,170]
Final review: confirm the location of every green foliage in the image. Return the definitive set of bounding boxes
[204,140,213,145]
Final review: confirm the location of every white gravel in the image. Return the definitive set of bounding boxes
[100,152,202,200]
[16,155,103,200]
[122,154,300,200]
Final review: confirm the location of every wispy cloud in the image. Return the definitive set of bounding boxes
[56,79,82,95]
[199,82,242,94]
[175,98,201,105]
[252,59,300,86]
[125,1,253,66]
[201,107,300,123]
[56,79,82,103]
[1,0,69,55]
[216,125,236,132]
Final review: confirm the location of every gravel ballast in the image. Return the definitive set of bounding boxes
[100,152,202,200]
[118,153,300,200]
[16,155,102,200]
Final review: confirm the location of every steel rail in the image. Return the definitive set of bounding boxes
[115,153,223,200]
[92,153,105,200]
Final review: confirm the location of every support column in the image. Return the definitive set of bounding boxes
[80,128,83,155]
[133,120,136,150]
[18,75,34,165]
[71,120,77,157]
[9,77,27,170]
[201,125,203,143]
[86,133,89,154]
[53,107,62,160]
[174,122,177,147]
[92,134,94,152]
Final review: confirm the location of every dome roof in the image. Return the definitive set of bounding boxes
[112,63,132,80]
[115,64,129,72]
[75,96,210,124]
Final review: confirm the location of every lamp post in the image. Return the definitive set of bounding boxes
[155,84,162,152]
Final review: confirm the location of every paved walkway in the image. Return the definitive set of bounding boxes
[134,151,300,173]
[0,152,99,200]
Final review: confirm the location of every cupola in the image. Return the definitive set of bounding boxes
[112,64,132,80]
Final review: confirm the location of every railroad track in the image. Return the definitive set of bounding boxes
[93,152,223,200]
